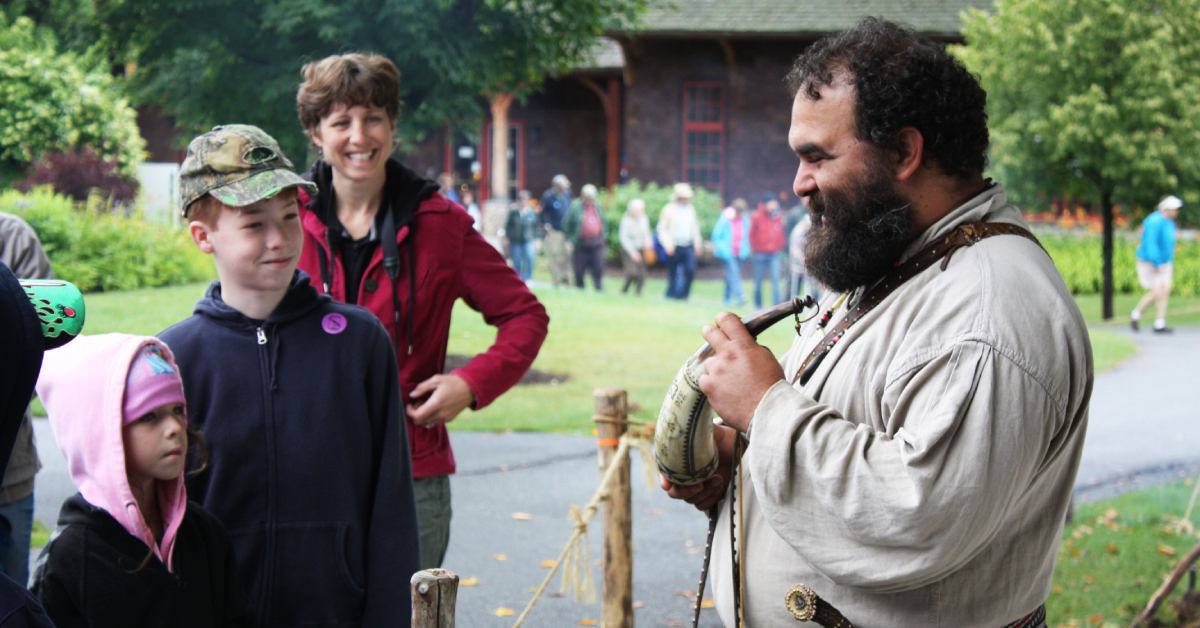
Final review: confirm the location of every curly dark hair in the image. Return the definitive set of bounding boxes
[785,17,988,180]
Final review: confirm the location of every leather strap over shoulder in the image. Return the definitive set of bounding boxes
[794,222,1041,386]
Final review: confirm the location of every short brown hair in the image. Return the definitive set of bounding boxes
[186,194,223,227]
[187,187,299,229]
[296,53,402,137]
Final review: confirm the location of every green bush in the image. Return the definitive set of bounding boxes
[599,180,723,262]
[1040,231,1200,297]
[0,16,144,178]
[0,188,212,291]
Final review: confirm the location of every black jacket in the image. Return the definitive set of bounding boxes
[31,494,245,627]
[159,272,419,627]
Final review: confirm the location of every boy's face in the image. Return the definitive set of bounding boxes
[124,402,188,485]
[190,191,302,295]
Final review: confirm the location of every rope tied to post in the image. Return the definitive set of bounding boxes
[512,434,647,627]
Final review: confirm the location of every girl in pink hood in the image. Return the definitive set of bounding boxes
[31,334,246,627]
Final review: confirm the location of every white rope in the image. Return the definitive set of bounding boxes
[512,435,648,627]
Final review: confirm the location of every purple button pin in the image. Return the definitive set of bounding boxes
[321,313,347,335]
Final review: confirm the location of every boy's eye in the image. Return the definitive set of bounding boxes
[136,412,157,424]
[243,222,262,229]
[171,404,186,417]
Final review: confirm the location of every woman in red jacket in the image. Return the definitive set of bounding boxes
[294,53,549,570]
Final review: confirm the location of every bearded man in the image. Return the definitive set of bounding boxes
[662,18,1092,627]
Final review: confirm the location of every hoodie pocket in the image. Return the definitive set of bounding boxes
[273,522,366,626]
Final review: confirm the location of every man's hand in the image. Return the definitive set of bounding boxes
[406,374,475,428]
[660,425,739,511]
[698,312,785,432]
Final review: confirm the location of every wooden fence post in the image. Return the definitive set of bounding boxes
[594,388,633,628]
[412,568,459,628]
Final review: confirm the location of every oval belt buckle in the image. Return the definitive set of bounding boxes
[784,583,818,621]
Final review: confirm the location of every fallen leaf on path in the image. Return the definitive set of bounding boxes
[578,619,598,626]
[539,559,557,568]
[1157,544,1177,557]
[673,590,695,599]
[633,600,645,609]
[700,598,716,609]
[494,554,508,561]
[460,576,479,587]
[493,607,515,617]
[512,512,534,521]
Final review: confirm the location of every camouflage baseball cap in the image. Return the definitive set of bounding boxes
[178,124,317,217]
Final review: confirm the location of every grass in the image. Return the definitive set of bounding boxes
[71,274,1150,433]
[31,520,50,551]
[1074,292,1200,327]
[1049,478,1200,626]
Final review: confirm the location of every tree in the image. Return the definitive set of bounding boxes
[953,0,1200,320]
[86,0,644,179]
[0,15,144,183]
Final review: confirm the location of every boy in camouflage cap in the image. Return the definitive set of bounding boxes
[162,124,420,626]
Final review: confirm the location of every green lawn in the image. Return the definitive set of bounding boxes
[1050,478,1200,626]
[1074,292,1200,327]
[73,276,1145,433]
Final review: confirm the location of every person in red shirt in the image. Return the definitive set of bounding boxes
[294,53,549,570]
[749,197,788,307]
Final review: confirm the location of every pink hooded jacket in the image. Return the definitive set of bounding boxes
[35,334,189,572]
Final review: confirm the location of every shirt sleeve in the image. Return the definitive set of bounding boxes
[746,340,1061,593]
[451,226,549,409]
[362,324,420,625]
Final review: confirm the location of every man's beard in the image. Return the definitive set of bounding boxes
[803,166,916,293]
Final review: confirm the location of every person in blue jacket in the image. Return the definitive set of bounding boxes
[1131,194,1183,333]
[711,198,752,306]
[160,124,419,627]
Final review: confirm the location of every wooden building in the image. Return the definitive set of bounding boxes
[406,0,990,204]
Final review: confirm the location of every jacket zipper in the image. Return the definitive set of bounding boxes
[256,323,278,625]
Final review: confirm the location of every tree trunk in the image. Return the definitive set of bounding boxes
[1101,189,1114,321]
[488,93,514,202]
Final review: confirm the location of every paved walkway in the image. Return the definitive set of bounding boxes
[30,325,1198,626]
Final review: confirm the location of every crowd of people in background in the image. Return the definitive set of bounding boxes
[478,173,822,307]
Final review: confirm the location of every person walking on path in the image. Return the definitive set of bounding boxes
[618,198,651,296]
[749,196,787,307]
[1131,194,1183,333]
[0,212,47,587]
[564,184,607,291]
[711,198,751,306]
[657,183,703,300]
[293,53,549,572]
[540,175,573,287]
[503,191,539,282]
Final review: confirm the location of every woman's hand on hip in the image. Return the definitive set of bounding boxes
[406,374,475,428]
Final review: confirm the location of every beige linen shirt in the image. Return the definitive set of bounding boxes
[711,185,1092,627]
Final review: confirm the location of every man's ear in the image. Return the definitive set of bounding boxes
[894,127,924,182]
[189,221,215,255]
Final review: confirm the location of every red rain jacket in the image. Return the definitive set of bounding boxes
[298,162,549,478]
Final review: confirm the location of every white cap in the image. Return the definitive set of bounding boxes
[1158,195,1184,212]
[672,182,694,199]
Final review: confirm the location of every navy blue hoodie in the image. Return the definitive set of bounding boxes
[160,272,419,627]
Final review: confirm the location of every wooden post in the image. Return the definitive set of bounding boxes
[412,568,459,628]
[594,389,633,628]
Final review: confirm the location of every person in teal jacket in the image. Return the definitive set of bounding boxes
[1131,194,1183,333]
[712,199,752,306]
